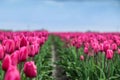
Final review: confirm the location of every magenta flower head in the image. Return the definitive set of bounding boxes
[2,54,11,72]
[80,55,84,61]
[13,36,21,50]
[118,48,120,55]
[103,42,110,52]
[28,45,36,57]
[4,66,21,80]
[18,46,28,62]
[111,43,117,51]
[84,47,88,54]
[11,50,19,66]
[84,42,89,48]
[106,49,113,60]
[24,61,37,78]
[99,43,104,52]
[3,39,15,54]
[92,43,99,53]
[34,43,40,55]
[20,36,28,47]
[0,45,5,60]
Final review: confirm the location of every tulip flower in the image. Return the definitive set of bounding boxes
[84,47,88,54]
[92,43,99,53]
[24,61,37,78]
[2,54,11,71]
[0,45,4,60]
[84,42,89,48]
[20,36,28,47]
[39,37,45,46]
[28,45,36,57]
[11,50,19,66]
[80,55,84,60]
[99,43,104,52]
[111,43,117,51]
[118,48,120,55]
[19,46,28,62]
[106,49,113,60]
[34,43,40,55]
[4,66,21,80]
[13,36,21,50]
[116,40,120,46]
[103,42,110,52]
[3,39,15,54]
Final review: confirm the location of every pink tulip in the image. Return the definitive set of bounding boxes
[28,45,36,57]
[0,45,5,60]
[92,43,99,53]
[24,61,37,78]
[4,66,21,80]
[34,43,40,55]
[84,47,88,54]
[118,48,120,55]
[20,36,28,47]
[99,43,104,52]
[19,47,28,62]
[80,55,84,60]
[106,49,113,60]
[30,43,39,56]
[103,42,110,52]
[111,43,117,51]
[13,36,21,50]
[39,37,45,46]
[2,54,11,71]
[84,42,89,48]
[116,40,120,46]
[11,51,19,66]
[76,43,81,49]
[3,39,15,54]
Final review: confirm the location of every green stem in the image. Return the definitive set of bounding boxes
[104,54,106,76]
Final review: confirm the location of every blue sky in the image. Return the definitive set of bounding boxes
[0,0,120,32]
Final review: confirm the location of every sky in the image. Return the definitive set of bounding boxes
[0,0,120,32]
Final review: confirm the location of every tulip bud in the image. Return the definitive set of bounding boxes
[34,43,40,55]
[0,45,5,60]
[20,36,28,47]
[75,43,81,49]
[80,55,84,60]
[13,36,21,50]
[84,47,88,54]
[111,43,117,51]
[84,42,89,48]
[99,43,104,52]
[28,45,36,57]
[103,42,110,52]
[92,43,99,53]
[11,51,19,66]
[106,49,113,60]
[3,39,15,54]
[116,40,120,46]
[4,66,21,80]
[39,37,45,46]
[24,61,37,78]
[2,54,11,71]
[118,48,120,55]
[19,47,28,62]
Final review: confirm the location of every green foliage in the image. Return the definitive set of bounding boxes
[53,36,120,80]
[0,36,53,80]
[34,36,53,80]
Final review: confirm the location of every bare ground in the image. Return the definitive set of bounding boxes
[51,45,68,80]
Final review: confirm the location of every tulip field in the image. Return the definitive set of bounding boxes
[1,31,120,80]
